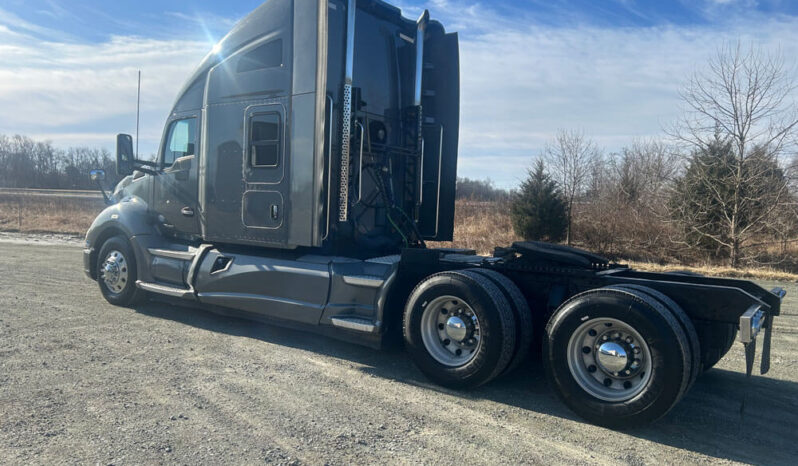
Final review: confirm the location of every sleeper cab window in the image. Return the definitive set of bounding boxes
[237,39,283,73]
[162,118,196,168]
[250,113,281,168]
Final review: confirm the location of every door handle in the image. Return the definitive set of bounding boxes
[181,207,195,217]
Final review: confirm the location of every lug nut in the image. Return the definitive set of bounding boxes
[625,337,633,344]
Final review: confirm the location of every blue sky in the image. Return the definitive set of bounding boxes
[1,0,798,188]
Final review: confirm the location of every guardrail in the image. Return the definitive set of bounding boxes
[0,187,103,199]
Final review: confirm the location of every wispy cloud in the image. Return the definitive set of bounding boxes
[0,14,211,156]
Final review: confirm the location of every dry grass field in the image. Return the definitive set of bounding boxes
[0,192,104,235]
[2,193,796,281]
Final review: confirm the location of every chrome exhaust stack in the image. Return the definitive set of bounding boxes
[338,0,357,222]
[413,10,429,107]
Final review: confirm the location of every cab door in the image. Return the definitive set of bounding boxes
[154,114,201,237]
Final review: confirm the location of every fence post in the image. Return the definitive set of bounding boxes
[17,196,22,231]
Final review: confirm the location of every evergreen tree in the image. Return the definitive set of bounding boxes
[511,160,568,242]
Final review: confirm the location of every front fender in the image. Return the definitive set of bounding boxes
[84,196,157,280]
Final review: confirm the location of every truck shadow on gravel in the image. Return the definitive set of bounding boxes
[135,301,798,465]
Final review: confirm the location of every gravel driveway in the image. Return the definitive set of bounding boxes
[1,239,797,464]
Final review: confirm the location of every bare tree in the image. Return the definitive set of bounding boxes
[544,129,600,245]
[669,42,798,267]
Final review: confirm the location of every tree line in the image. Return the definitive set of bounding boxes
[0,134,119,190]
[512,43,798,268]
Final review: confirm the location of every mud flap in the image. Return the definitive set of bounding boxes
[739,306,773,376]
[760,313,772,375]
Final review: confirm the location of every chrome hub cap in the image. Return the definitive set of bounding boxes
[99,250,129,294]
[567,318,652,402]
[420,295,481,367]
[445,316,469,342]
[596,341,629,373]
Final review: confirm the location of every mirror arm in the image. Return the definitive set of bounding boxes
[94,179,113,206]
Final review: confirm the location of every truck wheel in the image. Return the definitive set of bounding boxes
[465,268,533,375]
[97,235,145,307]
[696,322,737,371]
[607,285,701,390]
[544,288,692,428]
[403,271,516,388]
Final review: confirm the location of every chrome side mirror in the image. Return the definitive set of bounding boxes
[89,169,106,182]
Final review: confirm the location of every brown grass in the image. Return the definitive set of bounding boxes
[624,261,798,282]
[0,194,103,235]
[427,200,521,255]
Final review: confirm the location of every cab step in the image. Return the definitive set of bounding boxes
[136,281,194,299]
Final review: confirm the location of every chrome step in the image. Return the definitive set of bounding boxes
[331,316,379,333]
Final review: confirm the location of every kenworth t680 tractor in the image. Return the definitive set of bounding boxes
[84,0,784,428]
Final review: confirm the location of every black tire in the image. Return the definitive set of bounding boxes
[466,268,533,375]
[403,271,516,388]
[96,235,146,307]
[607,285,701,391]
[696,322,737,371]
[544,288,692,428]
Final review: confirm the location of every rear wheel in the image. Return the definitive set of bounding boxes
[97,235,145,307]
[403,271,516,388]
[466,268,533,375]
[607,285,701,390]
[544,288,692,428]
[696,322,737,371]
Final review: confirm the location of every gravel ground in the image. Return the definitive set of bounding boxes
[1,238,798,465]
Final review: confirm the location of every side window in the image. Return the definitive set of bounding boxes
[237,39,283,73]
[162,118,197,169]
[249,113,280,168]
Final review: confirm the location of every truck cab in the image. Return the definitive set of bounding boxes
[86,0,459,345]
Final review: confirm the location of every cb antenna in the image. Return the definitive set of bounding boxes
[136,70,141,158]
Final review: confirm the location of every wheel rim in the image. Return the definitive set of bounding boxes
[566,318,652,402]
[420,295,482,367]
[99,249,129,294]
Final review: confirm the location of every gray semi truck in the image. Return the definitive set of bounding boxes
[84,0,784,428]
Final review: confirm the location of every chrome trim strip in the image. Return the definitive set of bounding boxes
[322,95,334,241]
[354,120,365,204]
[147,248,196,261]
[341,274,384,288]
[433,123,443,237]
[136,280,194,299]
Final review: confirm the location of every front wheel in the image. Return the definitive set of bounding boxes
[97,235,145,307]
[544,288,693,428]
